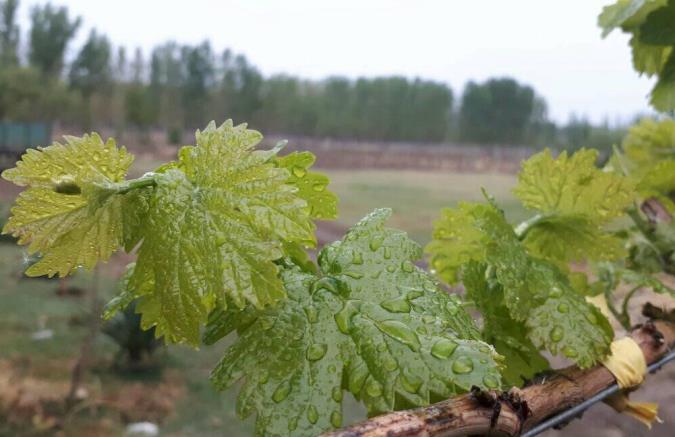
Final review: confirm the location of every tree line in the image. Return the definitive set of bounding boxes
[0,0,627,149]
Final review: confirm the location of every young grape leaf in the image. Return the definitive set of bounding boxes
[598,0,666,36]
[463,262,549,387]
[208,209,502,436]
[596,261,675,297]
[276,151,338,220]
[639,0,675,45]
[1,134,137,276]
[650,52,675,111]
[127,121,317,345]
[513,149,634,263]
[427,202,614,368]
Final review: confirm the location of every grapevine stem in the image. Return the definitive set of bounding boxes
[113,174,157,194]
[514,213,550,241]
[618,286,642,330]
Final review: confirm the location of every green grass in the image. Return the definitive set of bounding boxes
[325,170,526,244]
[0,169,528,436]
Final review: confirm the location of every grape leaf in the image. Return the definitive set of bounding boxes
[513,149,634,263]
[622,117,675,165]
[1,134,137,276]
[427,202,614,368]
[598,0,666,36]
[650,52,675,111]
[276,151,338,220]
[208,209,502,436]
[463,262,549,387]
[639,0,675,45]
[596,261,675,297]
[631,34,673,76]
[127,121,316,345]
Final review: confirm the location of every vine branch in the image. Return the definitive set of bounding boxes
[324,316,675,437]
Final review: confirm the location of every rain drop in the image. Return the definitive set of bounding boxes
[272,381,291,403]
[381,297,411,313]
[375,320,421,351]
[431,338,458,359]
[313,183,326,192]
[304,306,319,323]
[306,343,328,361]
[332,386,343,402]
[550,326,563,342]
[365,379,383,397]
[401,260,415,273]
[352,251,364,265]
[563,346,578,358]
[483,375,500,389]
[292,166,307,178]
[557,303,570,313]
[331,411,343,428]
[307,405,318,424]
[452,356,474,374]
[369,235,384,251]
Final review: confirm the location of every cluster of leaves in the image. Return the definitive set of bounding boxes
[599,0,675,111]
[2,121,503,436]
[426,149,630,385]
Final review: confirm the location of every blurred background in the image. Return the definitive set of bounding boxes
[0,0,673,436]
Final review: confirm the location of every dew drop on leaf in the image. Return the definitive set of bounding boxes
[557,303,570,313]
[288,417,298,431]
[344,271,364,279]
[406,290,423,300]
[312,183,326,192]
[306,343,327,361]
[550,326,564,342]
[386,265,396,273]
[586,311,598,325]
[307,405,319,424]
[401,260,415,273]
[292,166,307,178]
[272,380,291,403]
[549,287,563,298]
[331,410,343,428]
[376,320,421,351]
[380,296,411,313]
[335,301,357,334]
[563,346,578,358]
[401,367,423,393]
[383,247,391,259]
[446,302,459,315]
[452,356,474,374]
[383,356,398,371]
[431,338,458,359]
[483,374,500,389]
[369,235,384,251]
[332,386,343,402]
[351,251,364,265]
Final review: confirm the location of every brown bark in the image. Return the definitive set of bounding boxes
[324,320,675,437]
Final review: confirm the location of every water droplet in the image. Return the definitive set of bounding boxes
[348,364,368,393]
[332,386,343,402]
[288,417,298,431]
[307,343,328,361]
[272,381,291,402]
[383,247,391,259]
[557,303,569,313]
[383,357,398,371]
[292,166,307,178]
[369,235,384,251]
[344,271,364,279]
[416,326,428,335]
[375,320,421,351]
[313,183,326,192]
[407,290,424,300]
[452,356,474,374]
[550,326,563,342]
[563,346,578,358]
[431,338,458,359]
[365,379,383,397]
[335,301,358,334]
[401,260,415,273]
[483,375,500,389]
[586,311,598,325]
[386,265,396,273]
[307,405,318,424]
[330,410,343,428]
[549,287,563,298]
[381,297,411,313]
[259,370,269,384]
[214,232,227,247]
[400,367,422,393]
[371,271,382,279]
[305,306,318,323]
[352,251,364,265]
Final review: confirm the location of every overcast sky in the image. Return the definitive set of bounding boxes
[18,0,657,124]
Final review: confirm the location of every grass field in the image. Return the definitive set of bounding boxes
[0,169,526,436]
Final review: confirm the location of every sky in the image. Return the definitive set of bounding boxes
[18,0,658,124]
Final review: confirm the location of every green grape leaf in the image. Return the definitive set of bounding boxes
[623,118,675,165]
[513,149,634,263]
[463,262,549,387]
[639,0,675,45]
[276,151,338,220]
[424,203,488,284]
[208,209,502,436]
[427,202,614,368]
[650,52,675,111]
[631,34,673,76]
[598,0,666,36]
[126,121,317,345]
[1,134,137,277]
[637,159,675,212]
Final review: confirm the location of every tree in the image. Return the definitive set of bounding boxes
[220,50,263,123]
[69,30,112,99]
[181,41,214,127]
[0,0,19,67]
[29,3,81,77]
[459,77,537,144]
